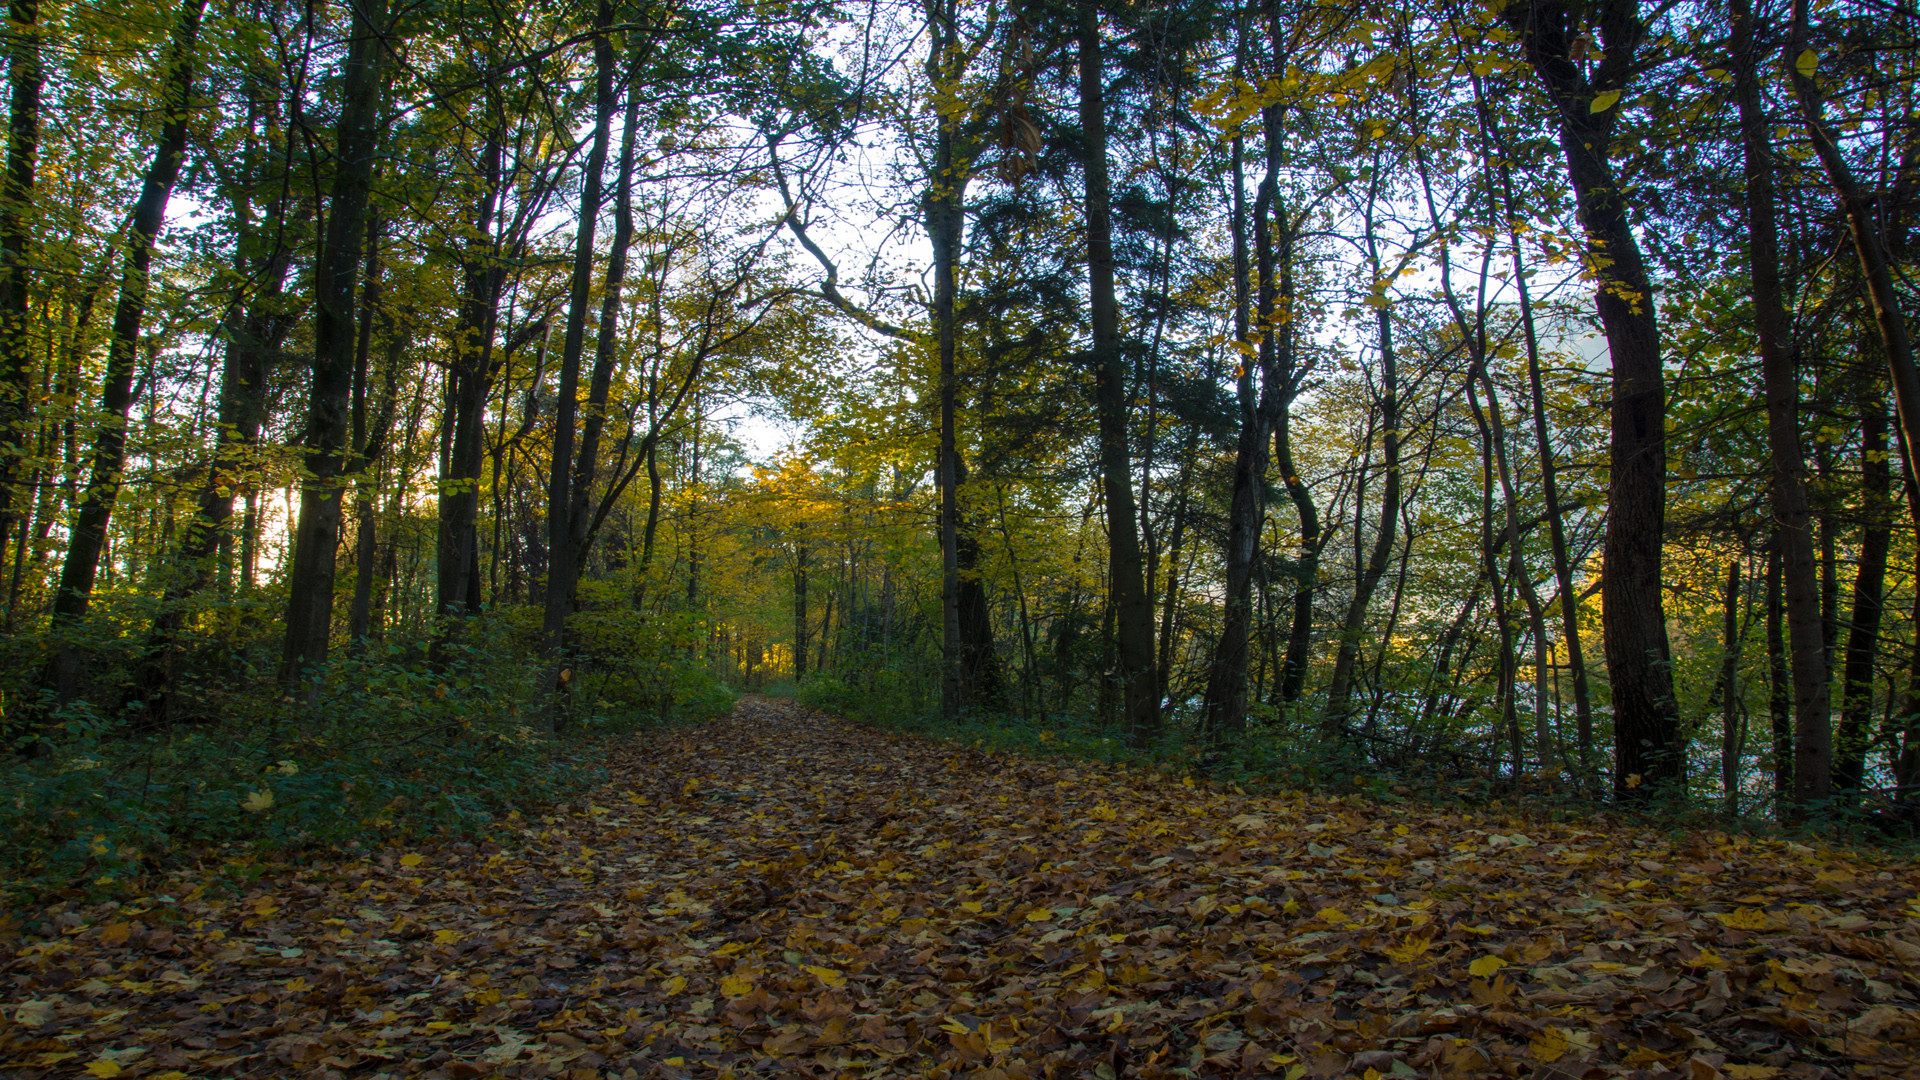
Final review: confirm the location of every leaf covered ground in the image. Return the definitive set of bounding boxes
[4,698,1919,1080]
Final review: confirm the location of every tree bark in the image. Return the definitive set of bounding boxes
[1509,0,1681,796]
[44,0,207,702]
[1836,403,1889,791]
[541,0,616,705]
[1734,0,1830,807]
[1203,63,1282,742]
[279,0,387,685]
[1077,3,1157,747]
[434,131,505,637]
[1789,0,1920,501]
[0,0,43,575]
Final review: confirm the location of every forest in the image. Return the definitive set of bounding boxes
[1,0,1918,899]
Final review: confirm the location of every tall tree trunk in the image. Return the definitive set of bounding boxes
[1836,403,1889,791]
[1767,540,1793,804]
[1789,0,1920,500]
[1325,261,1400,721]
[0,0,43,577]
[928,0,967,717]
[565,73,640,582]
[434,131,504,639]
[1735,0,1830,807]
[1718,558,1744,815]
[955,456,1006,710]
[540,0,616,707]
[279,0,386,685]
[1510,0,1681,796]
[1202,70,1282,742]
[1077,3,1156,747]
[793,539,808,681]
[43,0,207,702]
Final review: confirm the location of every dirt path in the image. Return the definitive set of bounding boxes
[4,697,1918,1079]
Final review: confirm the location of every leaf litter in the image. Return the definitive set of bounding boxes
[3,697,1918,1079]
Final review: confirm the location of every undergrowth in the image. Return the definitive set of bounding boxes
[796,674,1920,852]
[1,609,737,914]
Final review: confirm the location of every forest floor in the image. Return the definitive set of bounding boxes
[3,697,1919,1080]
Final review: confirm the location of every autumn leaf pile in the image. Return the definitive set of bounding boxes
[4,698,1919,1080]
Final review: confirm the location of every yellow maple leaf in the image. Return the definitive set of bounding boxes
[98,922,131,946]
[240,789,274,813]
[1468,955,1507,978]
[1091,802,1118,821]
[719,973,754,998]
[1315,907,1350,924]
[432,929,464,946]
[400,853,425,868]
[661,975,687,996]
[804,964,846,989]
[1383,935,1433,964]
[1529,1027,1569,1063]
[1025,907,1054,923]
[1715,908,1773,931]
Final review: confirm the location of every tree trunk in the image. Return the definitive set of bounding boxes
[279,0,386,685]
[44,0,207,702]
[1789,0,1920,501]
[1767,540,1793,804]
[1735,0,1830,807]
[793,539,808,682]
[540,0,616,710]
[1202,76,1281,742]
[955,456,1006,711]
[1510,0,1681,796]
[1836,403,1889,791]
[565,72,640,582]
[1325,300,1400,719]
[928,0,966,717]
[434,132,504,638]
[1077,4,1156,747]
[1717,557,1744,814]
[0,0,43,575]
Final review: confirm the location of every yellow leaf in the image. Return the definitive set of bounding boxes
[1090,802,1118,821]
[432,929,464,946]
[1315,907,1350,924]
[400,853,425,868]
[1795,49,1817,77]
[1715,908,1773,931]
[1468,955,1507,978]
[719,973,754,998]
[98,922,131,946]
[1625,773,1643,788]
[1590,89,1622,113]
[1026,907,1054,923]
[241,789,274,813]
[1529,1027,1569,1063]
[804,964,846,989]
[661,975,687,996]
[1393,825,1409,836]
[85,1063,122,1079]
[960,901,984,914]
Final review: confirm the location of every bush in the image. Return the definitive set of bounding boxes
[0,601,748,913]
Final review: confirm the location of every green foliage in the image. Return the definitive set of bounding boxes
[0,607,742,912]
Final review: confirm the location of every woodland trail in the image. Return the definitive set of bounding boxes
[4,698,1920,1080]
